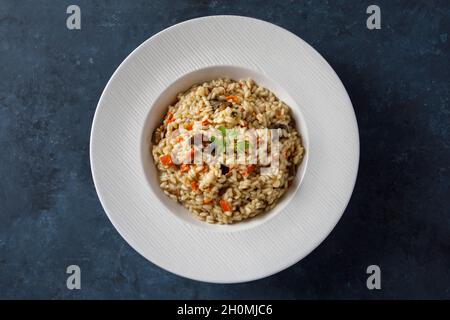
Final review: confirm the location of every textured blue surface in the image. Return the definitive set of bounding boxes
[0,0,449,299]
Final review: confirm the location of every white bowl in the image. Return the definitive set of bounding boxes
[91,16,359,283]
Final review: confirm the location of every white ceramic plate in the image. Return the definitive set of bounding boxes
[90,16,359,283]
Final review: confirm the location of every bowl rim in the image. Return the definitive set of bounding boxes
[139,64,310,232]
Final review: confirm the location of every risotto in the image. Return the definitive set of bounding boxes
[151,78,304,224]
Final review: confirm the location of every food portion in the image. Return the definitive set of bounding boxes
[152,78,304,224]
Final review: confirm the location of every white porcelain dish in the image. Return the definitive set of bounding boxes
[90,15,359,283]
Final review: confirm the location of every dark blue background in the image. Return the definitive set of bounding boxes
[0,0,449,299]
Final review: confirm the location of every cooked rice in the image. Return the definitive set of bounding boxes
[151,78,304,224]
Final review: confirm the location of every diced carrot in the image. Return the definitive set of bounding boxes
[185,123,193,130]
[242,164,254,177]
[175,136,184,143]
[201,119,210,126]
[191,181,198,191]
[219,199,232,212]
[180,164,190,172]
[225,95,240,103]
[165,112,174,124]
[159,154,173,167]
